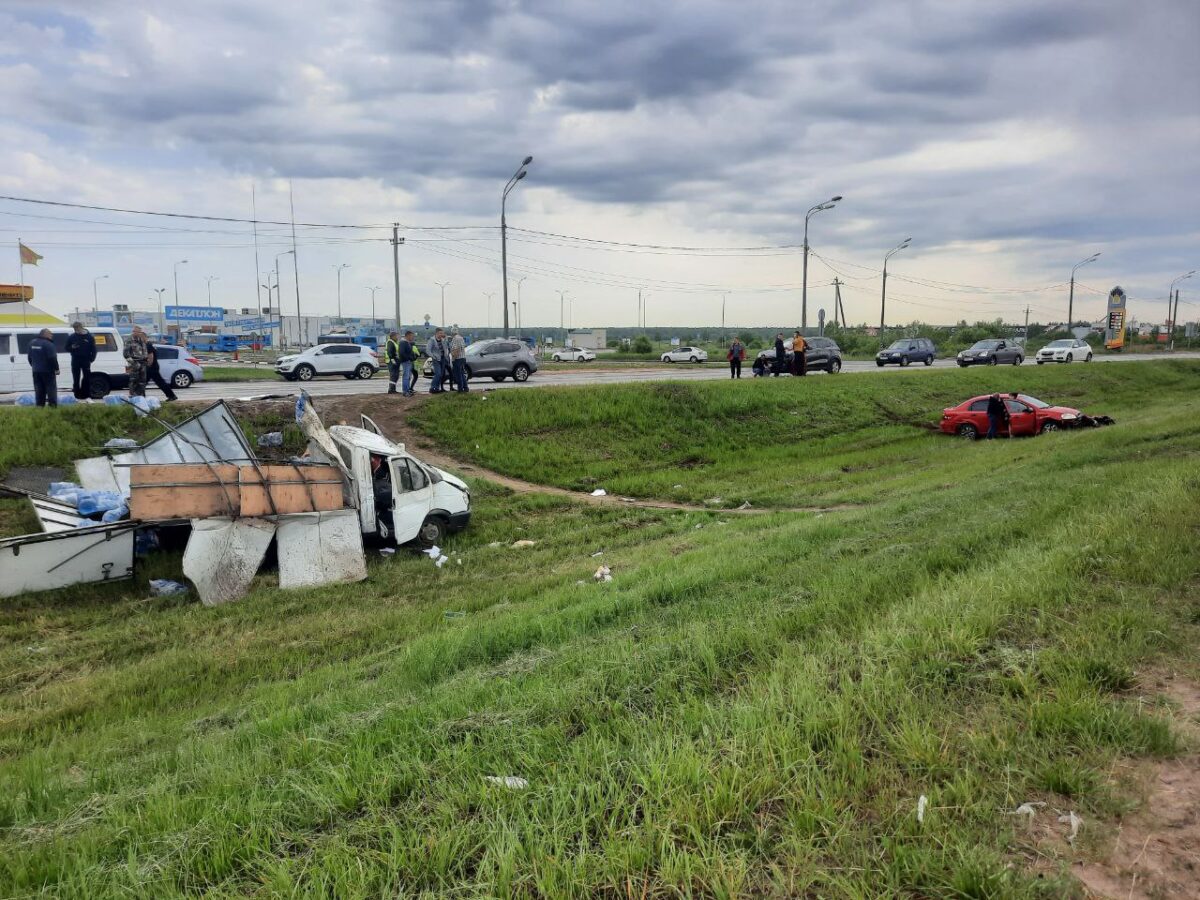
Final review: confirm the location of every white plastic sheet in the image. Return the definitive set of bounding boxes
[182,517,276,607]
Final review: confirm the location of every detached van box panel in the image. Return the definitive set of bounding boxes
[128,464,345,520]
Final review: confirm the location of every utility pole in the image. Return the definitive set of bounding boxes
[391,224,404,332]
[832,278,843,327]
[289,182,303,346]
[1024,305,1031,348]
[515,276,527,338]
[721,292,727,332]
[1170,289,1180,351]
[556,289,569,343]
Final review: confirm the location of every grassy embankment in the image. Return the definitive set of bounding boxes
[0,361,1198,897]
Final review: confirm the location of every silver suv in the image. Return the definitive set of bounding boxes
[423,339,539,383]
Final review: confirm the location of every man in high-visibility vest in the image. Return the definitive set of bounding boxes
[385,330,401,394]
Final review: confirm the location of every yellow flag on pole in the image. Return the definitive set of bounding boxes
[19,242,42,265]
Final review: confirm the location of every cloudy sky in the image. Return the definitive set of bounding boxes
[1,0,1197,329]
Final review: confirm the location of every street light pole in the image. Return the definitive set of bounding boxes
[802,196,842,331]
[515,276,527,338]
[1168,271,1195,344]
[333,263,350,321]
[173,259,188,307]
[721,292,727,332]
[204,275,219,308]
[435,281,450,328]
[880,237,911,335]
[273,250,294,346]
[501,155,533,337]
[556,289,569,343]
[484,292,496,332]
[1067,253,1100,333]
[367,286,382,324]
[153,287,167,335]
[92,274,109,314]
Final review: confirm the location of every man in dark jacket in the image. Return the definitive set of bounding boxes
[985,393,1008,439]
[27,328,60,407]
[144,338,178,402]
[65,322,96,399]
[399,330,417,396]
[385,330,402,394]
[773,333,786,376]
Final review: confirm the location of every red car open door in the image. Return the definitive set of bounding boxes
[1004,398,1038,436]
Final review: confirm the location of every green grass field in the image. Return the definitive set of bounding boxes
[1,362,1198,898]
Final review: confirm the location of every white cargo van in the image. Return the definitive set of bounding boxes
[0,326,129,397]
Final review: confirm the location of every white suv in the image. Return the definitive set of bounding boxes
[661,346,708,363]
[277,344,379,381]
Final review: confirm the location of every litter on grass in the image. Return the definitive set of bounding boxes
[484,775,528,790]
[594,565,612,582]
[917,795,928,824]
[704,497,723,505]
[443,610,466,619]
[590,550,604,557]
[257,432,283,448]
[1005,801,1045,830]
[737,501,752,510]
[590,488,607,497]
[1057,810,1082,844]
[379,548,396,556]
[103,438,139,450]
[149,579,188,597]
[511,539,537,548]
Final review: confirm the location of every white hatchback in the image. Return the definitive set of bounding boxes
[661,346,708,363]
[552,347,596,362]
[277,344,379,381]
[1035,339,1093,364]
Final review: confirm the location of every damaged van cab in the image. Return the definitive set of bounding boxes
[296,394,470,548]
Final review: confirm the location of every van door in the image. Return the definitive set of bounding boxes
[389,457,434,544]
[0,333,14,391]
[360,414,383,436]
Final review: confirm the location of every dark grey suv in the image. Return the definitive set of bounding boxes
[755,337,843,374]
[423,339,539,383]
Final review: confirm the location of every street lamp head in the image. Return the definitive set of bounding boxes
[830,195,843,202]
[522,155,533,166]
[515,170,527,182]
[178,259,188,265]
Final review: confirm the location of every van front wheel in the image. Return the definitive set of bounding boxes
[87,373,111,399]
[414,515,447,549]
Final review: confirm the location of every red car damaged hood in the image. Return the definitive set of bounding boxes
[1044,405,1082,418]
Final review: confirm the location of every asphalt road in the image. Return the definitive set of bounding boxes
[141,351,1200,403]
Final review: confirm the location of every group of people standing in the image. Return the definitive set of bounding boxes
[383,326,469,396]
[24,322,175,408]
[723,331,811,379]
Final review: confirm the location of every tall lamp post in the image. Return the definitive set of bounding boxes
[92,274,109,314]
[435,281,450,327]
[515,275,527,337]
[1168,271,1195,344]
[332,263,350,320]
[204,275,219,307]
[484,291,496,331]
[721,292,728,333]
[501,155,533,336]
[1067,253,1100,333]
[801,196,842,330]
[153,287,167,335]
[366,286,382,325]
[880,237,911,335]
[273,250,294,346]
[173,259,188,307]
[556,289,569,344]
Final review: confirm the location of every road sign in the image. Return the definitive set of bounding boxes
[166,305,224,323]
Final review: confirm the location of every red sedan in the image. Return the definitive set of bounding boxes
[939,393,1084,439]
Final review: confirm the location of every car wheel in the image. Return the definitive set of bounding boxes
[900,355,910,367]
[491,375,505,382]
[413,515,447,549]
[1040,420,1060,434]
[1037,360,1044,365]
[295,364,316,381]
[1013,356,1023,366]
[957,423,979,440]
[1085,353,1093,362]
[876,360,884,367]
[464,366,473,381]
[355,363,374,380]
[924,356,934,366]
[87,373,111,399]
[1066,354,1073,363]
[957,362,968,368]
[512,364,531,382]
[171,371,193,389]
[987,356,998,366]
[689,355,699,363]
[829,358,841,374]
[552,355,562,362]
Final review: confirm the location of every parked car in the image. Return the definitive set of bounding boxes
[956,339,1023,367]
[753,337,844,374]
[876,337,936,367]
[422,339,539,383]
[552,347,596,362]
[150,344,204,388]
[276,343,379,381]
[661,346,708,363]
[1036,338,1093,364]
[0,326,128,397]
[940,393,1083,439]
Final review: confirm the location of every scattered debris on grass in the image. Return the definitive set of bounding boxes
[590,550,604,557]
[917,795,928,824]
[590,488,607,497]
[443,610,466,619]
[737,501,752,510]
[484,775,528,790]
[149,579,188,597]
[1056,810,1082,844]
[512,539,537,548]
[379,548,396,556]
[1005,801,1045,830]
[594,565,612,583]
[256,432,283,448]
